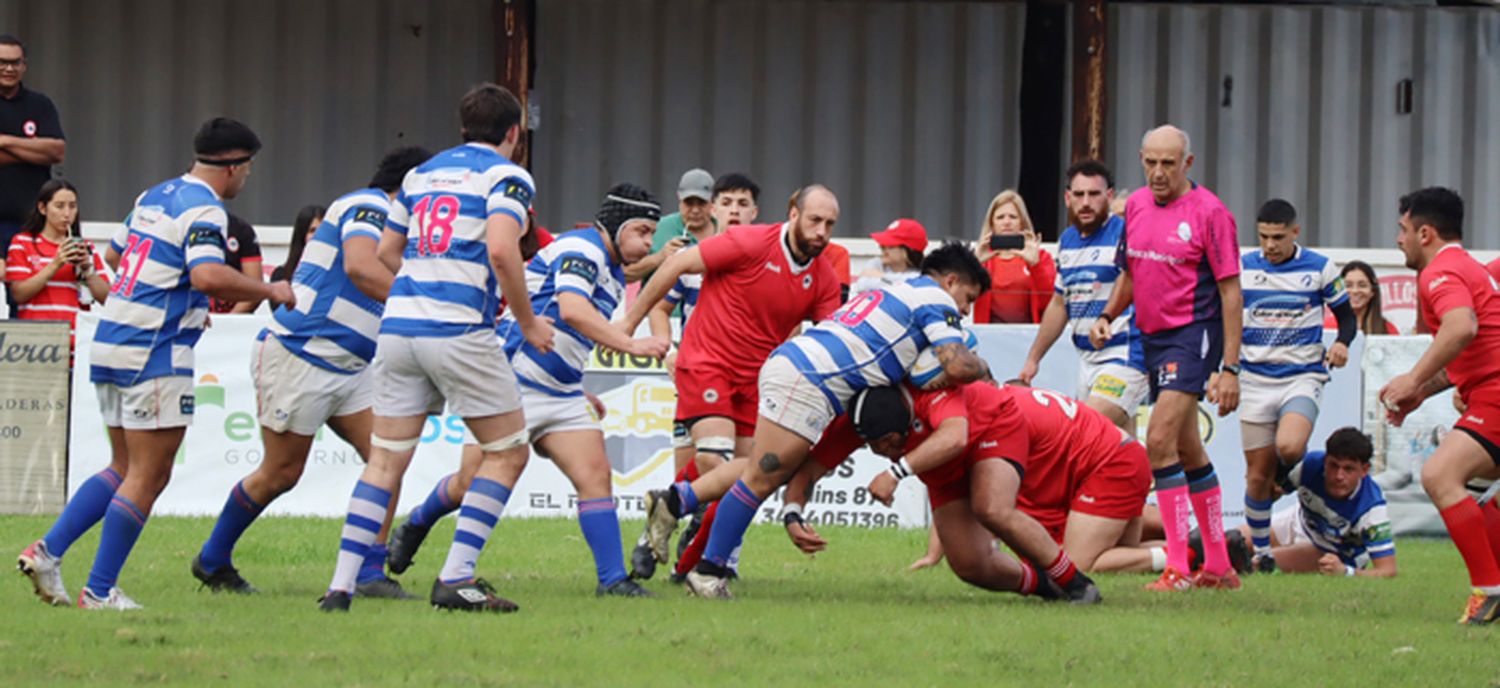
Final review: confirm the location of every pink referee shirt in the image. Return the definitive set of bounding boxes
[1120,185,1240,334]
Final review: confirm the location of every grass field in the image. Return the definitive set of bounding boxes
[3,515,1497,687]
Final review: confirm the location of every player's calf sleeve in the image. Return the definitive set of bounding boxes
[1153,465,1192,574]
[1244,494,1275,554]
[1186,464,1232,576]
[578,498,628,586]
[328,481,392,594]
[700,480,761,569]
[1439,498,1500,591]
[86,494,148,598]
[198,480,266,572]
[438,478,512,584]
[42,467,121,558]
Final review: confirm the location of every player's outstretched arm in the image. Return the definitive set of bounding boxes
[933,342,989,386]
[1090,270,1133,349]
[1381,308,1474,423]
[781,460,833,554]
[190,262,293,309]
[869,417,968,506]
[557,291,668,358]
[486,213,554,352]
[1021,293,1068,384]
[619,246,705,335]
[345,234,396,303]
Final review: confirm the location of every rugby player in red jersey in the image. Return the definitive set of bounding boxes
[621,185,843,580]
[1380,187,1500,625]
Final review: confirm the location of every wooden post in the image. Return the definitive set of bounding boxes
[1070,0,1107,163]
[494,0,534,168]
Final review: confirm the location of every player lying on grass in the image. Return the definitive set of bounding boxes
[1232,427,1396,578]
[780,383,1101,602]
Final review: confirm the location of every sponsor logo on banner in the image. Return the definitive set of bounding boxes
[0,322,72,515]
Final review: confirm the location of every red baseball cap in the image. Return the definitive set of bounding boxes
[871,218,928,252]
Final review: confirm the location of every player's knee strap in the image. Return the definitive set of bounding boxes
[1240,421,1276,451]
[694,435,736,461]
[480,429,529,453]
[371,434,420,452]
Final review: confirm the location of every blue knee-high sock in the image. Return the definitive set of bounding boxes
[86,494,148,598]
[671,480,700,518]
[701,480,763,569]
[198,480,265,572]
[408,474,460,529]
[358,544,389,584]
[1245,494,1275,553]
[577,497,627,586]
[43,467,122,557]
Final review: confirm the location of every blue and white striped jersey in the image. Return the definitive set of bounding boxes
[1289,451,1395,568]
[261,188,390,373]
[1055,215,1145,370]
[90,175,224,387]
[1241,245,1348,379]
[773,276,966,414]
[664,273,702,322]
[499,229,623,397]
[381,143,534,338]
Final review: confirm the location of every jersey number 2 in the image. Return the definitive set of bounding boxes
[413,195,460,256]
[1031,388,1079,419]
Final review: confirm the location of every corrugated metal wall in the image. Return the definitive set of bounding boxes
[533,0,1028,241]
[1106,4,1500,249]
[5,1,1494,248]
[0,0,495,226]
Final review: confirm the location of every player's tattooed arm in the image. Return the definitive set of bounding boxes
[1418,369,1453,398]
[934,341,989,385]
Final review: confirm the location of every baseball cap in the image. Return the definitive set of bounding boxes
[871,218,929,253]
[849,386,912,440]
[677,168,714,202]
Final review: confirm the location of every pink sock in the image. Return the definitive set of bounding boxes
[1157,484,1192,574]
[1190,483,1231,576]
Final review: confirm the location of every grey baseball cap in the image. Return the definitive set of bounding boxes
[677,168,714,202]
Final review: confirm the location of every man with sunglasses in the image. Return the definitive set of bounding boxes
[0,34,65,318]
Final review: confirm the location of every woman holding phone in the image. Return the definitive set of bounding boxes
[973,189,1055,323]
[3,179,109,335]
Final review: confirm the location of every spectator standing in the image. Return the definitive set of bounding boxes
[851,218,927,296]
[974,189,1056,323]
[626,168,716,282]
[270,204,325,283]
[0,35,66,318]
[1324,261,1398,335]
[4,179,108,338]
[210,213,265,313]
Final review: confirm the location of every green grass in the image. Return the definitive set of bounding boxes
[2,515,1497,687]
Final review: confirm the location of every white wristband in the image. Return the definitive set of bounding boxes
[888,458,913,480]
[779,502,804,523]
[1344,564,1356,577]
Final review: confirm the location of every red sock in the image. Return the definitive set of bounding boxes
[674,460,701,483]
[1440,498,1500,589]
[1046,550,1078,586]
[1481,500,1500,564]
[673,500,719,575]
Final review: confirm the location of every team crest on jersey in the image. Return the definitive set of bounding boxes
[187,225,227,250]
[704,388,720,403]
[500,176,534,207]
[802,274,812,290]
[352,207,388,227]
[559,256,599,283]
[23,120,37,137]
[1176,222,1192,242]
[227,237,240,252]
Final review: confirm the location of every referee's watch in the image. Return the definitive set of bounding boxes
[1221,363,1241,376]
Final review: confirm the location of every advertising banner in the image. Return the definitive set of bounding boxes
[0,321,73,515]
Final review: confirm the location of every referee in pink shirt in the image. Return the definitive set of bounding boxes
[1091,125,1245,592]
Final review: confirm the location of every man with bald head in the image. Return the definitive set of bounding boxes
[619,184,844,580]
[1091,125,1246,591]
